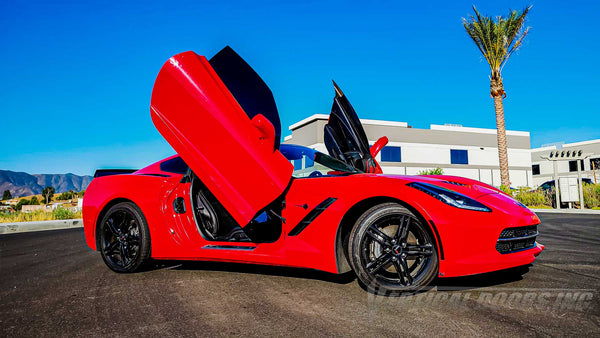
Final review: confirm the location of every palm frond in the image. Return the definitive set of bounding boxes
[462,5,531,75]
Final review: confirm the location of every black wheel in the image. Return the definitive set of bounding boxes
[98,202,151,273]
[348,203,438,295]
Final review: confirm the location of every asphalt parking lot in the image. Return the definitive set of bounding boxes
[1,213,598,337]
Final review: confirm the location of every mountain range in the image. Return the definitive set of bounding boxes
[0,170,93,198]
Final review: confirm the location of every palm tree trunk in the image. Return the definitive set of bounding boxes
[491,78,510,187]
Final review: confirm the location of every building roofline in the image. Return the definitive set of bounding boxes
[531,145,558,152]
[562,139,600,147]
[361,119,408,127]
[532,139,600,152]
[288,115,530,137]
[288,114,409,131]
[430,124,530,137]
[288,114,329,130]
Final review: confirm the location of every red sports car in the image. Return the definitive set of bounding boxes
[83,46,544,294]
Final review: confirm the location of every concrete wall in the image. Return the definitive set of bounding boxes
[0,219,83,234]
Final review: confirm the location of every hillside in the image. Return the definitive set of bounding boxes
[0,170,92,197]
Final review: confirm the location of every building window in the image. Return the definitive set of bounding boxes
[381,146,401,162]
[569,159,584,172]
[591,158,600,171]
[450,149,468,165]
[532,164,540,175]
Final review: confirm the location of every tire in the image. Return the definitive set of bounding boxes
[348,203,438,295]
[98,202,151,273]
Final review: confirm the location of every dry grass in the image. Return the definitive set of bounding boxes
[527,205,553,209]
[0,208,82,223]
[513,188,549,207]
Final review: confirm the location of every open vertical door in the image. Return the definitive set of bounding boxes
[150,47,293,226]
[324,82,383,173]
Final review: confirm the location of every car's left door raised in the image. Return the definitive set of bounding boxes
[150,51,293,227]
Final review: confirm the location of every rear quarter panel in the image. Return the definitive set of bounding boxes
[82,174,168,252]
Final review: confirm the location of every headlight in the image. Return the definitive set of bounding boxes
[407,182,491,212]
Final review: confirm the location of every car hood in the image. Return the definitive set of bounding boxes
[377,174,535,217]
[380,174,506,199]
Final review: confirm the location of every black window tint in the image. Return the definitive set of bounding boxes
[590,158,598,169]
[160,156,189,174]
[532,164,540,175]
[569,160,584,172]
[450,149,468,165]
[209,46,281,149]
[381,146,401,162]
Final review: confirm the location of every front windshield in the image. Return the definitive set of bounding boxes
[280,144,361,178]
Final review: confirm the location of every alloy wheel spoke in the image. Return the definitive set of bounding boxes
[394,216,410,243]
[366,225,393,247]
[392,259,406,285]
[104,241,119,255]
[106,218,120,236]
[405,244,433,257]
[118,211,130,233]
[127,235,140,246]
[398,257,413,285]
[366,252,393,274]
[119,243,129,266]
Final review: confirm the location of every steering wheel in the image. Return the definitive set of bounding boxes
[308,170,323,178]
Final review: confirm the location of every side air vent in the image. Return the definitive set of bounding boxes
[444,181,466,186]
[288,197,337,236]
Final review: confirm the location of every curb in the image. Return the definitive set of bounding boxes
[0,219,84,235]
[531,208,600,215]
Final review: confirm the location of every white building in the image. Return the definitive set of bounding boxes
[284,114,533,187]
[531,139,600,188]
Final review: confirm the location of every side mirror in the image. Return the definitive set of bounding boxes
[370,136,389,158]
[251,114,276,150]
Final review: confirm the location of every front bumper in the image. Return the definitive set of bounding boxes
[431,192,546,278]
[439,242,544,278]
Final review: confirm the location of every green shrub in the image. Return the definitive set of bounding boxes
[56,190,77,201]
[514,188,548,207]
[499,185,513,196]
[417,167,444,175]
[15,198,30,211]
[52,207,77,220]
[583,183,600,209]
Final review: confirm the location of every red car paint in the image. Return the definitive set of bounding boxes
[150,52,293,226]
[83,49,543,279]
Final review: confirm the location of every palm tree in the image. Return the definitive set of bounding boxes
[463,6,531,188]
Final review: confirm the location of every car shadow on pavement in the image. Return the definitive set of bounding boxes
[435,265,530,291]
[150,260,357,285]
[148,260,530,293]
[351,265,531,297]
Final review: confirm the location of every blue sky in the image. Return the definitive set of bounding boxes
[1,0,598,175]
